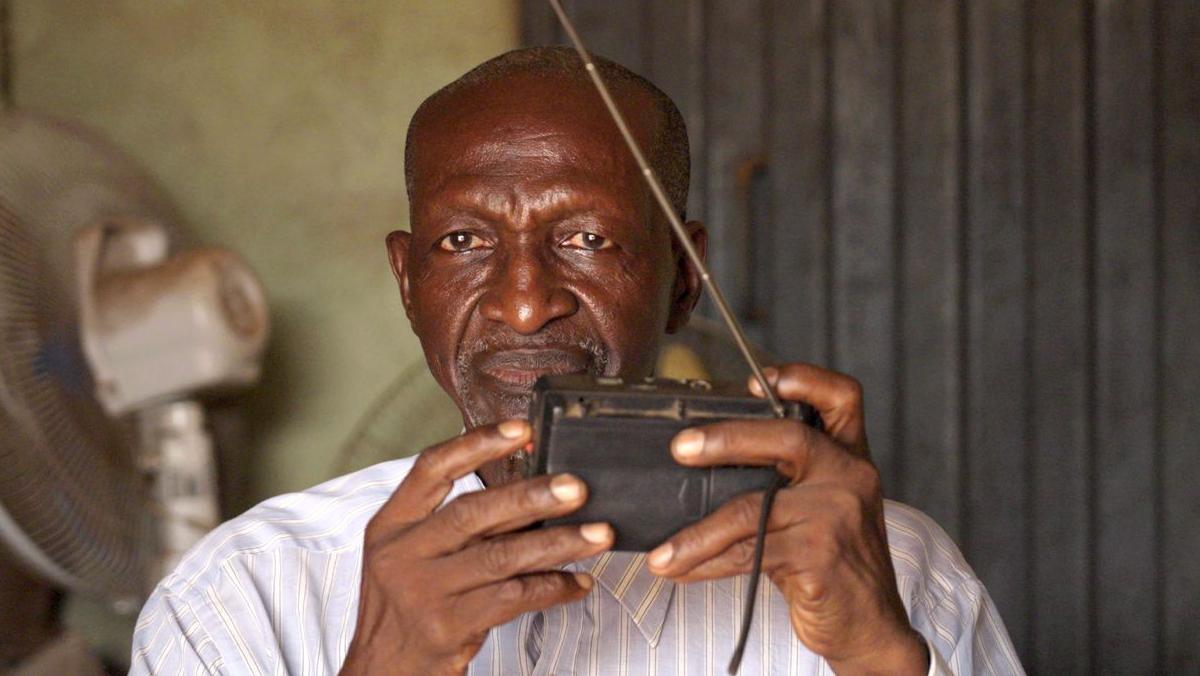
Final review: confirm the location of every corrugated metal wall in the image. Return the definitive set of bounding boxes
[523,1,1199,673]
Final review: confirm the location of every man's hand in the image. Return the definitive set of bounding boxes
[646,364,928,675]
[341,420,614,675]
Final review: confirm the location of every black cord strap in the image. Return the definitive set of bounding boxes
[727,472,788,674]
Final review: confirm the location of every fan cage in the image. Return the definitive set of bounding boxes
[0,111,186,599]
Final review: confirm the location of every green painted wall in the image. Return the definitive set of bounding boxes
[12,1,517,508]
[8,3,516,663]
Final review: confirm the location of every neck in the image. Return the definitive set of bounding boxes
[477,452,528,488]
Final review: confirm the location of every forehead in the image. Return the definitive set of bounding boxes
[408,73,659,209]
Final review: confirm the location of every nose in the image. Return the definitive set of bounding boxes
[478,249,578,334]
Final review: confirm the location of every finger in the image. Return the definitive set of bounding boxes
[454,571,594,635]
[415,474,590,556]
[670,418,834,480]
[378,420,532,522]
[661,512,856,584]
[441,523,614,593]
[748,364,866,449]
[652,483,880,582]
[646,490,806,577]
[661,530,793,583]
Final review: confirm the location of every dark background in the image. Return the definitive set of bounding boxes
[524,1,1198,674]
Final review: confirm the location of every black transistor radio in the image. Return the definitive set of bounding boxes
[527,374,822,551]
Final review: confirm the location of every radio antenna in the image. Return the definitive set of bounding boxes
[548,0,785,419]
[548,4,788,673]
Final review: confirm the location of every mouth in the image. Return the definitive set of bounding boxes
[454,333,611,428]
[476,348,592,392]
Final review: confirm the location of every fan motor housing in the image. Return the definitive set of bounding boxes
[77,221,270,415]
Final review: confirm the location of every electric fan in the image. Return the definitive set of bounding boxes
[0,110,269,605]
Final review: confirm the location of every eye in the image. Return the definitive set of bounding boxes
[561,231,613,251]
[438,231,490,253]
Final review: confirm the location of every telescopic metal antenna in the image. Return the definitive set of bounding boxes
[548,5,785,671]
[548,0,785,419]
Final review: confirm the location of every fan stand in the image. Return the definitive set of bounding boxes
[136,400,219,590]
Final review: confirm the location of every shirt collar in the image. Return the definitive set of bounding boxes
[581,551,676,647]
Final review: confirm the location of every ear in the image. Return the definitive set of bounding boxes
[665,220,707,334]
[386,230,414,319]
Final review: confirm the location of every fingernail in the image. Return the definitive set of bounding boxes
[498,420,529,439]
[550,474,584,502]
[580,522,612,544]
[673,429,704,458]
[648,543,674,569]
[749,378,764,396]
[574,573,594,591]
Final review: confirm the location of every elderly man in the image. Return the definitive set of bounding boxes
[131,47,1020,675]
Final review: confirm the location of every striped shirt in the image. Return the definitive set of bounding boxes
[130,455,1023,675]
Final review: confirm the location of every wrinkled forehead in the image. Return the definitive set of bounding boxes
[407,74,659,205]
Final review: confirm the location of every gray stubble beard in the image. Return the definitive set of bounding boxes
[454,334,611,480]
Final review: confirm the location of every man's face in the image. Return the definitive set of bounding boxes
[388,74,703,482]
